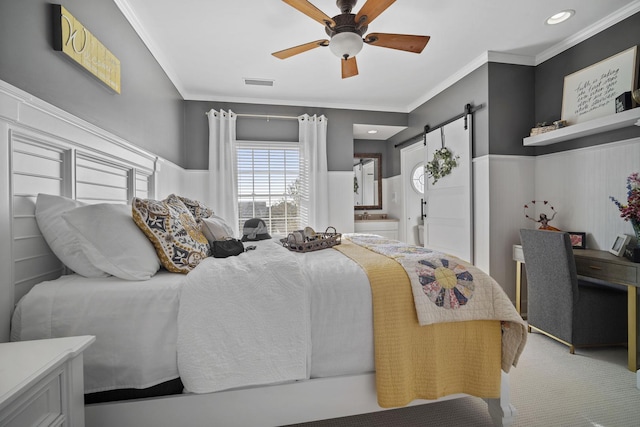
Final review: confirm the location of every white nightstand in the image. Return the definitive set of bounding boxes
[0,336,95,427]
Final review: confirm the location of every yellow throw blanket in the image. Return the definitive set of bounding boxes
[335,240,503,407]
[344,234,527,375]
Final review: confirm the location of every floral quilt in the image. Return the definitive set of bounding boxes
[345,233,527,370]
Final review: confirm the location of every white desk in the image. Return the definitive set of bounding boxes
[0,336,95,427]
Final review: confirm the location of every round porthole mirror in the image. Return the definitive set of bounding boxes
[411,163,425,194]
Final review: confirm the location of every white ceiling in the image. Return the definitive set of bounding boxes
[116,0,640,115]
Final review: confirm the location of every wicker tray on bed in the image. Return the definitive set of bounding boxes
[280,227,341,253]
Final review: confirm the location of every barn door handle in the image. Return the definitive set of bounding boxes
[421,198,427,219]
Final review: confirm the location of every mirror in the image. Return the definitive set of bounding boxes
[353,153,382,210]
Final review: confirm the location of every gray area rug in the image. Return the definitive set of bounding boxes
[285,332,639,426]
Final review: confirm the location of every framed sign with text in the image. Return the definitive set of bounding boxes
[52,4,121,93]
[561,46,637,125]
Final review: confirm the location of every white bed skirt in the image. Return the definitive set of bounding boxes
[85,371,516,427]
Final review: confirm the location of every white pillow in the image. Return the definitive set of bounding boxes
[201,215,235,242]
[62,203,161,280]
[35,194,107,277]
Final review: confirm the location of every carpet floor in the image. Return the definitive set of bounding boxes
[285,331,640,426]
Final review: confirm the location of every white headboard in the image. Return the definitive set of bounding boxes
[9,129,156,302]
[0,80,163,341]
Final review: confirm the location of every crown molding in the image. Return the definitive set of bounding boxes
[407,52,488,113]
[486,51,536,66]
[114,0,187,99]
[535,0,640,65]
[406,51,534,113]
[407,1,640,113]
[114,0,639,113]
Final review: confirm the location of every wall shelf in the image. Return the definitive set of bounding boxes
[523,108,640,146]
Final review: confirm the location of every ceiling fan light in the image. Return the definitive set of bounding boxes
[329,32,364,59]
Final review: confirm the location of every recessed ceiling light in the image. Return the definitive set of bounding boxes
[367,130,378,134]
[546,9,575,25]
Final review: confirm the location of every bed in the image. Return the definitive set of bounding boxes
[10,193,526,427]
[2,84,527,427]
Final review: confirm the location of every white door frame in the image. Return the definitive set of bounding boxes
[400,141,425,244]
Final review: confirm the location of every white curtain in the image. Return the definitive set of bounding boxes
[207,109,239,236]
[298,114,329,231]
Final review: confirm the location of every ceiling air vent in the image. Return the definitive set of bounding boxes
[243,78,274,87]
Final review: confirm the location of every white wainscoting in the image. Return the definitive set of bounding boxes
[0,80,195,342]
[155,159,208,203]
[473,155,536,302]
[473,156,491,276]
[329,171,355,234]
[473,140,640,305]
[383,175,403,226]
[534,137,640,250]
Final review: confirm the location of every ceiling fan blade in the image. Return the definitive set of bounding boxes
[282,0,335,27]
[355,0,396,26]
[272,40,329,59]
[364,33,430,53]
[341,56,359,79]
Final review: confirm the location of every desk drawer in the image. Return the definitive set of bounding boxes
[575,258,637,285]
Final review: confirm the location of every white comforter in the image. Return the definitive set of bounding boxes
[177,238,376,393]
[11,239,374,394]
[12,271,183,393]
[177,240,310,393]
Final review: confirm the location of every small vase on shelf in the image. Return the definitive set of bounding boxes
[631,219,640,246]
[625,219,640,262]
[609,173,640,261]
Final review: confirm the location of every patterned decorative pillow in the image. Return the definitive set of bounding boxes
[176,195,214,222]
[132,195,210,273]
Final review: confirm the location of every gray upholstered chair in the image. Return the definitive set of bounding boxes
[519,228,627,353]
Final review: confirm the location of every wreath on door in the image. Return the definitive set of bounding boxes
[425,147,459,185]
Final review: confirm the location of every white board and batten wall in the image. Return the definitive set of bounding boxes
[0,80,207,342]
[472,137,640,306]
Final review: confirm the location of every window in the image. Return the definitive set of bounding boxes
[236,141,300,235]
[411,162,425,194]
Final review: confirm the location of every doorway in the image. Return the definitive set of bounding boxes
[423,115,473,263]
[400,142,425,245]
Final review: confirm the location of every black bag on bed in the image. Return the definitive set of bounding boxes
[212,238,245,258]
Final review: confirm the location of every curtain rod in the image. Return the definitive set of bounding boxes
[205,112,298,120]
[237,113,298,120]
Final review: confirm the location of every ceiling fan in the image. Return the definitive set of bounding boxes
[272,0,430,79]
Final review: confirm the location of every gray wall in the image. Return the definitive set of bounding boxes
[385,12,640,174]
[387,64,491,176]
[183,100,407,172]
[533,12,640,155]
[3,0,637,171]
[387,62,536,177]
[0,0,185,167]
[488,63,536,156]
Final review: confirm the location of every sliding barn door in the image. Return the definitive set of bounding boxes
[423,115,473,263]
